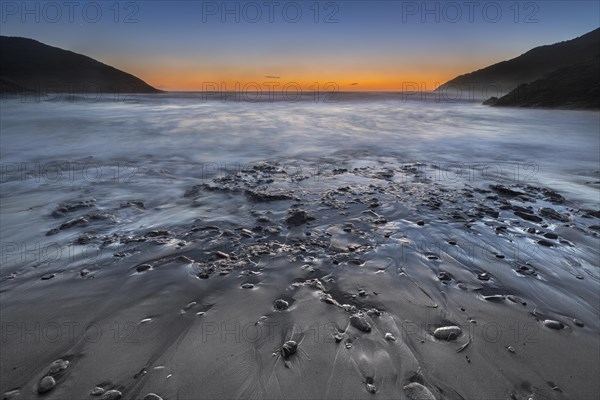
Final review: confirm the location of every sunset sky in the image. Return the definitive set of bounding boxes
[2,1,599,91]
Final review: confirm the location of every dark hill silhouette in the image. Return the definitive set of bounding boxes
[484,58,600,110]
[436,28,600,100]
[0,36,160,94]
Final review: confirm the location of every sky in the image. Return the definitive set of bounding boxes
[1,1,599,91]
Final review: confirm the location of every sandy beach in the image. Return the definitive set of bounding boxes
[1,105,599,400]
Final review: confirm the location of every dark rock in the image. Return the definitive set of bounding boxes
[490,185,525,197]
[514,211,543,222]
[350,314,372,332]
[403,382,436,400]
[143,395,163,400]
[285,209,314,226]
[273,299,289,311]
[48,359,69,375]
[538,207,569,221]
[136,264,151,273]
[38,376,56,393]
[280,340,297,359]
[437,272,451,281]
[543,232,558,239]
[538,239,555,247]
[91,387,105,396]
[60,216,89,230]
[477,272,490,281]
[245,190,292,202]
[100,390,123,400]
[544,319,564,330]
[433,326,462,340]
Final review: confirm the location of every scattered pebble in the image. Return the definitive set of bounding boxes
[477,272,490,281]
[273,299,289,311]
[403,382,436,400]
[91,387,105,396]
[100,389,123,400]
[143,394,163,400]
[350,314,372,333]
[437,272,451,281]
[38,376,56,393]
[136,264,151,272]
[280,340,298,359]
[286,209,313,226]
[3,390,20,399]
[215,251,229,259]
[433,325,462,340]
[543,319,564,330]
[48,359,69,375]
[366,383,377,394]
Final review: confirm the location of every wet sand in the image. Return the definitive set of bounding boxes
[1,157,599,400]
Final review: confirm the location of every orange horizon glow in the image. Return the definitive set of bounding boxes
[138,74,459,92]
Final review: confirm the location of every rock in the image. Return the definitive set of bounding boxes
[514,211,543,222]
[433,325,462,340]
[100,390,122,400]
[48,359,69,375]
[333,333,343,342]
[273,299,289,311]
[136,264,151,272]
[241,283,254,289]
[403,382,436,400]
[41,274,55,280]
[143,394,163,400]
[489,185,525,197]
[384,333,396,341]
[145,230,170,237]
[538,239,555,247]
[59,216,89,230]
[2,390,20,399]
[543,319,564,330]
[507,346,515,353]
[245,190,292,202]
[241,228,253,237]
[437,272,451,281]
[280,340,297,359]
[350,314,372,333]
[416,220,425,226]
[573,319,584,327]
[215,251,229,259]
[285,209,314,226]
[38,376,56,393]
[538,207,569,222]
[477,272,490,281]
[358,289,367,296]
[366,383,377,394]
[91,387,105,396]
[483,294,505,302]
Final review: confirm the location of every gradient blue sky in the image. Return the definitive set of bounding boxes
[1,1,599,90]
